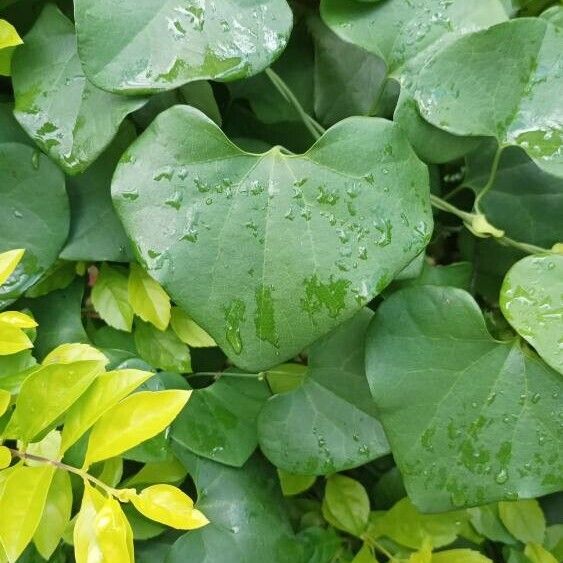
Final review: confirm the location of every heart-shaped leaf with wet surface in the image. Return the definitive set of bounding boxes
[112,106,432,370]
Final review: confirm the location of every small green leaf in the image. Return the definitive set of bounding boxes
[431,550,492,563]
[277,469,316,497]
[524,542,559,563]
[128,264,171,331]
[92,264,134,332]
[170,307,216,347]
[498,499,546,544]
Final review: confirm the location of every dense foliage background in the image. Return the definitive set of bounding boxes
[0,0,562,562]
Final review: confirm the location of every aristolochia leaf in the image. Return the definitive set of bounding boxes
[84,390,191,467]
[11,5,146,174]
[112,106,432,371]
[74,0,293,94]
[365,286,563,512]
[413,19,563,177]
[258,308,390,474]
[500,255,563,374]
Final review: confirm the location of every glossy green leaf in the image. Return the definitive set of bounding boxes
[413,19,563,177]
[394,261,473,292]
[0,465,54,563]
[33,470,72,560]
[0,142,68,309]
[24,260,76,299]
[84,389,191,466]
[322,474,369,537]
[128,264,171,331]
[498,499,545,544]
[61,368,153,452]
[467,504,516,544]
[172,375,269,466]
[168,450,302,563]
[92,264,134,332]
[11,5,145,174]
[112,106,432,371]
[74,0,293,94]
[501,255,563,374]
[365,286,563,512]
[258,308,390,474]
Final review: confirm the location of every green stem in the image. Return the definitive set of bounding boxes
[265,68,326,141]
[474,146,502,212]
[8,448,118,497]
[430,194,474,222]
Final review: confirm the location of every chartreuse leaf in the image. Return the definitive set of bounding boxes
[413,19,563,177]
[170,307,216,347]
[42,342,108,366]
[0,446,11,469]
[92,264,134,332]
[128,264,171,331]
[0,322,32,355]
[0,249,24,286]
[74,0,293,94]
[498,499,545,544]
[277,470,316,496]
[0,311,36,328]
[0,143,68,309]
[5,359,105,442]
[84,389,191,467]
[61,369,153,453]
[74,483,133,563]
[322,474,369,537]
[0,465,55,563]
[130,484,208,530]
[501,255,563,374]
[258,308,390,474]
[525,543,559,563]
[0,389,10,416]
[432,550,492,563]
[0,18,22,76]
[366,286,563,512]
[112,106,432,371]
[33,470,72,560]
[11,5,146,174]
[172,374,269,467]
[124,458,187,487]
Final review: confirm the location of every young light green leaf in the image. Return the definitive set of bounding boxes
[33,470,72,560]
[42,343,108,366]
[92,263,134,332]
[130,484,208,530]
[366,286,563,512]
[431,550,492,563]
[128,263,171,331]
[170,306,216,347]
[0,249,24,287]
[467,504,517,544]
[524,543,559,563]
[11,5,146,174]
[0,465,54,563]
[124,458,187,488]
[0,446,11,469]
[112,106,432,371]
[258,308,390,474]
[74,0,293,94]
[0,322,32,355]
[61,368,154,452]
[413,19,563,177]
[134,319,192,373]
[277,470,316,497]
[0,18,22,76]
[84,389,191,467]
[501,255,563,374]
[322,474,370,538]
[498,499,546,544]
[0,389,10,417]
[0,311,36,328]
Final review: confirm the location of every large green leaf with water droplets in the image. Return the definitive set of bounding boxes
[0,142,68,310]
[501,255,563,375]
[112,106,432,371]
[413,19,563,177]
[365,286,563,512]
[11,5,146,175]
[74,0,293,95]
[258,308,389,475]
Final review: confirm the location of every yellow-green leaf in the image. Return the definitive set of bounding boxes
[124,458,187,487]
[170,307,216,347]
[0,323,32,356]
[24,430,61,466]
[96,457,124,488]
[6,360,104,442]
[128,263,170,330]
[352,543,378,563]
[61,369,153,453]
[0,446,11,469]
[0,20,22,76]
[42,343,108,367]
[130,484,208,530]
[84,390,191,467]
[498,499,546,545]
[0,249,24,286]
[524,542,558,563]
[33,470,72,560]
[409,539,432,563]
[0,390,11,417]
[0,311,37,329]
[431,550,492,562]
[0,465,54,562]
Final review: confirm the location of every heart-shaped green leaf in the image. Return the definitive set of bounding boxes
[258,308,389,475]
[11,5,146,174]
[74,0,293,94]
[501,255,563,375]
[366,286,563,512]
[112,106,432,371]
[0,142,68,309]
[413,19,563,177]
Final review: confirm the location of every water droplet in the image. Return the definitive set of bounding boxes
[495,469,508,484]
[31,150,40,169]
